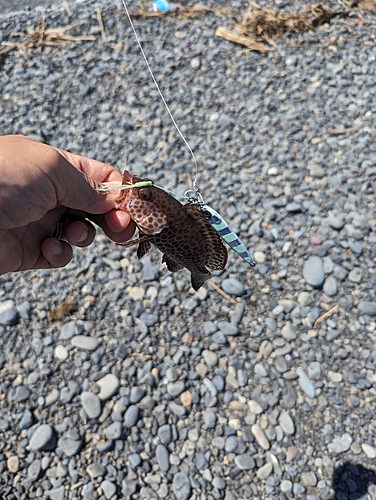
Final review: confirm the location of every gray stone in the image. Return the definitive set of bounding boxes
[71,335,100,351]
[203,410,217,429]
[15,385,31,402]
[60,320,77,340]
[256,462,273,479]
[104,421,123,440]
[81,391,102,419]
[234,454,255,470]
[303,256,324,288]
[217,321,238,336]
[172,472,191,500]
[323,276,337,296]
[297,292,313,306]
[124,405,140,427]
[128,453,141,468]
[28,459,41,481]
[358,301,376,316]
[0,300,18,325]
[348,267,363,283]
[87,463,106,478]
[328,433,352,453]
[130,386,146,403]
[58,435,83,457]
[297,369,316,398]
[221,278,246,296]
[156,444,170,472]
[281,322,296,340]
[251,424,270,450]
[327,214,345,230]
[19,409,34,430]
[101,480,117,500]
[97,374,120,400]
[279,410,295,435]
[158,424,172,445]
[29,424,56,451]
[45,486,65,500]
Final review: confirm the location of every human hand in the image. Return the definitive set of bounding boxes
[0,135,135,275]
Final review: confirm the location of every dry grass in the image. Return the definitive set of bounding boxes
[237,3,350,41]
[0,13,96,60]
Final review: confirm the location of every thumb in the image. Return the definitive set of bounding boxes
[52,149,123,214]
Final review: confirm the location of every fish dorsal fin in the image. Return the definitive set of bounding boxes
[183,204,228,271]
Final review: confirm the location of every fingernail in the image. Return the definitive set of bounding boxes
[76,224,90,244]
[51,240,64,256]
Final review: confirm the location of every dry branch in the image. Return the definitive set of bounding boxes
[215,26,267,52]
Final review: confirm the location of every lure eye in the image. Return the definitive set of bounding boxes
[202,210,211,220]
[138,188,152,200]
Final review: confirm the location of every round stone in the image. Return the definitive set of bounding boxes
[221,278,245,296]
[124,405,140,427]
[71,335,100,351]
[97,374,120,400]
[54,345,68,361]
[303,256,324,288]
[81,392,102,419]
[156,443,170,472]
[29,424,56,451]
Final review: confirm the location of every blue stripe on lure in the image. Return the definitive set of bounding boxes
[198,204,256,267]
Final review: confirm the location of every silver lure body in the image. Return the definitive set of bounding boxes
[199,204,256,267]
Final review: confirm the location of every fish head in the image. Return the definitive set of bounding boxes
[114,170,172,235]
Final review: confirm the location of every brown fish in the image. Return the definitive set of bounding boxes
[114,171,227,290]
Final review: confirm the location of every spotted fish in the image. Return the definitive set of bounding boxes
[114,171,227,290]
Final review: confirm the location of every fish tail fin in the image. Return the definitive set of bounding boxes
[191,269,212,291]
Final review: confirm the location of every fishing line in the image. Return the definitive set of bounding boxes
[119,0,201,198]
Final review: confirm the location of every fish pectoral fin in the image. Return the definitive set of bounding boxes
[191,269,212,291]
[118,234,151,248]
[137,240,152,259]
[162,254,184,272]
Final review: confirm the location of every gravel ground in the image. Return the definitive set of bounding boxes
[1,0,376,499]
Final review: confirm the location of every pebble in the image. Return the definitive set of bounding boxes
[328,433,353,453]
[256,462,273,480]
[217,321,238,336]
[54,345,69,361]
[124,405,140,427]
[58,434,83,457]
[29,424,56,451]
[361,443,376,458]
[0,300,18,325]
[101,480,117,499]
[221,278,245,296]
[303,256,325,288]
[327,214,345,230]
[97,374,120,400]
[172,472,191,500]
[155,444,170,472]
[296,369,316,398]
[7,455,19,473]
[251,424,270,450]
[71,335,100,351]
[281,479,293,493]
[234,454,255,470]
[81,391,102,419]
[323,275,337,296]
[281,322,296,340]
[278,410,295,435]
[358,301,376,316]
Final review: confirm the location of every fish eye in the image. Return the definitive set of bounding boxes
[139,188,152,200]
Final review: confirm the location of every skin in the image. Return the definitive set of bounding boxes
[0,135,136,275]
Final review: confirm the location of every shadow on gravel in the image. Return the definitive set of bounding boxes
[331,461,376,500]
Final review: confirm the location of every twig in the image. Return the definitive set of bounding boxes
[215,26,267,52]
[325,127,358,135]
[62,0,72,17]
[208,280,239,306]
[96,7,107,43]
[314,304,339,328]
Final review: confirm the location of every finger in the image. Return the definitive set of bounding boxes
[64,220,96,247]
[41,238,73,268]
